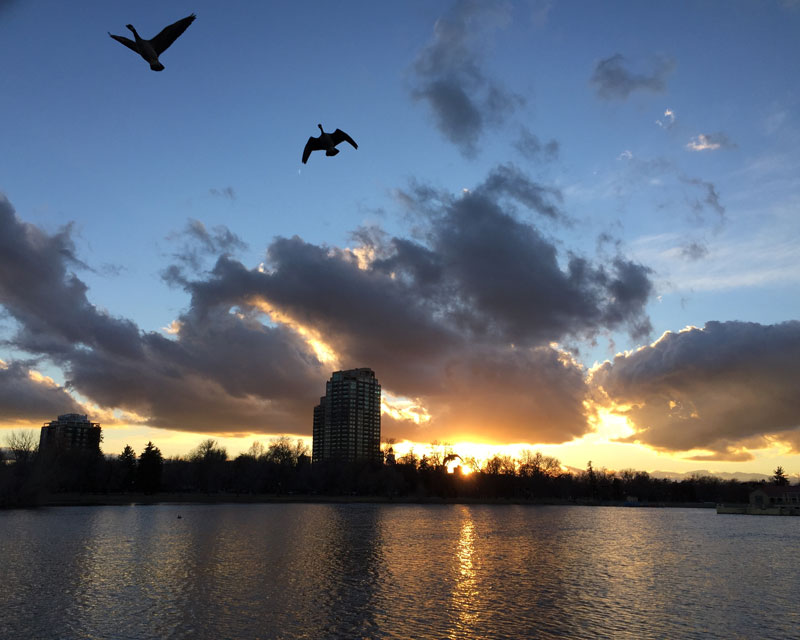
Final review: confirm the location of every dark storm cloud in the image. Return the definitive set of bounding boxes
[0,195,322,434]
[411,0,523,156]
[189,239,462,398]
[591,321,800,457]
[181,241,596,444]
[591,53,675,100]
[514,126,559,162]
[174,165,653,445]
[0,166,654,444]
[65,309,323,433]
[0,360,85,423]
[479,164,564,220]
[378,171,652,345]
[209,186,236,200]
[0,196,142,359]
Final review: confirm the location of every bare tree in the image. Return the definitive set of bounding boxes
[498,455,517,476]
[397,448,419,468]
[519,450,561,477]
[243,441,266,460]
[483,455,503,475]
[191,439,228,463]
[5,430,38,462]
[265,436,305,466]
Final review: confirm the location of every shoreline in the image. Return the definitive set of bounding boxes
[7,492,718,509]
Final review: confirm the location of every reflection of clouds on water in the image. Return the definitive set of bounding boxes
[2,505,800,638]
[311,504,386,638]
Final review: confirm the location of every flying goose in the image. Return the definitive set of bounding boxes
[302,124,358,164]
[109,14,196,71]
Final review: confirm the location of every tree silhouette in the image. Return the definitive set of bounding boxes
[137,441,163,494]
[118,445,137,491]
[773,466,789,486]
[191,439,228,492]
[5,430,38,462]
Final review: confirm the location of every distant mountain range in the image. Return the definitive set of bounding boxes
[563,465,779,483]
[648,470,774,482]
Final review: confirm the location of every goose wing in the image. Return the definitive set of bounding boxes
[302,136,326,164]
[109,32,139,54]
[150,13,196,55]
[331,129,357,149]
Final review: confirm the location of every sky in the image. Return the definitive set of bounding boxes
[1,0,799,476]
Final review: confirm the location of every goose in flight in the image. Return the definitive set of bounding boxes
[109,14,196,71]
[302,124,358,164]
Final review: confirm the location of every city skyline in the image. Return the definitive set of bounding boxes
[1,1,799,475]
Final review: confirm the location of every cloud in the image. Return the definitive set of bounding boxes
[680,240,709,261]
[417,345,591,443]
[686,449,755,462]
[514,126,559,162]
[164,218,248,278]
[0,360,86,424]
[0,195,143,360]
[655,108,676,129]
[378,168,653,346]
[478,163,564,220]
[686,132,737,151]
[591,321,800,456]
[630,228,800,293]
[680,175,725,223]
[609,154,726,226]
[0,194,323,434]
[209,186,236,200]
[410,0,523,156]
[0,166,654,445]
[591,54,675,100]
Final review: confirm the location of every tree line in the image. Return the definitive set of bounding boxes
[0,431,795,508]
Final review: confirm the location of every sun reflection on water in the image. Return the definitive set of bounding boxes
[450,508,479,636]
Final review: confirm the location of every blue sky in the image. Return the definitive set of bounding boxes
[1,0,798,473]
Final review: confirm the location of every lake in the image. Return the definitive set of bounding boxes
[1,503,797,639]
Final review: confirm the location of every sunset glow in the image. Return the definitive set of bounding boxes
[0,1,797,480]
[250,298,340,365]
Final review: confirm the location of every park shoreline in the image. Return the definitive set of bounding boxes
[15,492,717,509]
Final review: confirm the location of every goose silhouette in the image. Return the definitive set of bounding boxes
[109,14,196,71]
[302,124,358,164]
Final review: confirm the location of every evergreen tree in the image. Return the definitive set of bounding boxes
[773,466,789,486]
[118,445,137,491]
[137,442,163,494]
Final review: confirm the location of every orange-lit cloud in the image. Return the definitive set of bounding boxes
[591,321,800,457]
[0,171,654,448]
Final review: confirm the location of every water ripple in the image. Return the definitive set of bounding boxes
[1,504,798,639]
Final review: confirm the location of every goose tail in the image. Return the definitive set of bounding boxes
[150,62,165,71]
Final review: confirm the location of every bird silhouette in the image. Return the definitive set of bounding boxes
[302,124,358,164]
[109,14,196,71]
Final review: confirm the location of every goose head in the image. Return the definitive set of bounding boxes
[317,124,325,134]
[125,24,140,39]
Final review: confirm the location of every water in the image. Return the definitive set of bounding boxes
[1,503,798,639]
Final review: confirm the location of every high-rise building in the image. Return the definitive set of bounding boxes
[39,413,102,454]
[312,368,381,464]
